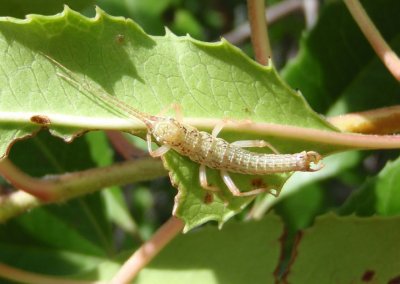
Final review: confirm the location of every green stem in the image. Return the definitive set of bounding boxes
[247,0,272,65]
[0,157,167,222]
[0,262,104,284]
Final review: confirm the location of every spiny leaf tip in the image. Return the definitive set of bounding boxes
[164,26,175,37]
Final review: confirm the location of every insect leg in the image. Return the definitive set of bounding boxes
[199,164,219,192]
[231,140,280,154]
[212,119,279,152]
[212,120,229,137]
[146,132,171,157]
[220,170,270,197]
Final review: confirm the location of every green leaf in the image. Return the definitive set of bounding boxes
[7,128,141,242]
[0,199,110,275]
[285,214,400,283]
[0,7,337,230]
[86,131,139,236]
[0,131,116,275]
[17,214,282,282]
[339,155,400,216]
[102,186,139,235]
[8,130,105,175]
[7,131,117,250]
[0,214,284,282]
[0,131,132,284]
[136,214,283,284]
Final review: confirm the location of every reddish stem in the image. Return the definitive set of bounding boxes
[247,0,271,64]
[344,0,400,81]
[110,217,184,284]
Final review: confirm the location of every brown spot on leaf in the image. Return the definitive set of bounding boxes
[251,178,266,188]
[361,270,375,282]
[203,192,213,204]
[388,275,400,284]
[30,115,51,125]
[115,34,125,44]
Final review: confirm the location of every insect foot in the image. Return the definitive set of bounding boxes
[304,151,324,171]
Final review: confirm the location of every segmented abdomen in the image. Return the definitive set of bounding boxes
[172,126,311,175]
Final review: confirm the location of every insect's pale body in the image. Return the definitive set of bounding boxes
[48,55,323,197]
[151,117,321,175]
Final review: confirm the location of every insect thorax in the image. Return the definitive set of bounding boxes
[152,118,187,146]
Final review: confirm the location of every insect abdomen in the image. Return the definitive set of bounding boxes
[171,127,315,174]
[226,150,311,174]
[176,129,225,167]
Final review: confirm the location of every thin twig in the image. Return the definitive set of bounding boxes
[110,217,184,284]
[224,0,303,44]
[247,0,272,64]
[0,262,104,284]
[0,157,167,222]
[106,131,147,160]
[344,0,400,81]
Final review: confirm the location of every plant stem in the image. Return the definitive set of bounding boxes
[344,0,400,81]
[0,159,57,201]
[0,262,104,284]
[247,0,272,64]
[224,0,303,44]
[106,131,147,160]
[188,118,400,150]
[328,105,400,134]
[0,157,167,222]
[110,217,184,284]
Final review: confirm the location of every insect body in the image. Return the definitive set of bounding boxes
[149,116,322,196]
[151,117,321,174]
[46,55,323,197]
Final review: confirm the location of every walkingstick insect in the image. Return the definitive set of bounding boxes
[45,55,323,197]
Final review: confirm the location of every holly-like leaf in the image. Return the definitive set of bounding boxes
[0,7,340,230]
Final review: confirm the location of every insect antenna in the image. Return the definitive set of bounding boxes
[42,54,154,128]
